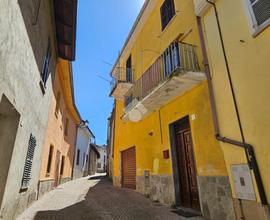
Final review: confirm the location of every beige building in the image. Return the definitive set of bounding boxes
[38,60,81,197]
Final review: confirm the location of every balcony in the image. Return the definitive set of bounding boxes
[110,68,134,100]
[123,42,206,122]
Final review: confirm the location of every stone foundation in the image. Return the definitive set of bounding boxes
[38,179,54,198]
[233,199,270,220]
[197,176,235,220]
[38,177,71,198]
[113,176,121,188]
[59,177,71,185]
[137,175,175,206]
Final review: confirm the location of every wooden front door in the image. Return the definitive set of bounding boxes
[175,119,200,210]
[121,147,136,189]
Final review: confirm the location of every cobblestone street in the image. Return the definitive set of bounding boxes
[17,174,204,220]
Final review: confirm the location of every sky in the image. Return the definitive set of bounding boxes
[73,1,145,145]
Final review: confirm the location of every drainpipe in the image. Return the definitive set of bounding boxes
[196,1,268,205]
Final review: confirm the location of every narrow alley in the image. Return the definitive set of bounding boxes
[1,0,270,219]
[18,174,203,220]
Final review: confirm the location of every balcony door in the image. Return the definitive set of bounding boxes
[126,55,132,83]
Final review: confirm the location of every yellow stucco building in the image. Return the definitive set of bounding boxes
[109,0,235,219]
[195,0,270,219]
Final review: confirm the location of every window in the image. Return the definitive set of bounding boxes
[76,149,80,165]
[60,156,65,175]
[126,55,132,83]
[64,118,69,136]
[46,145,54,175]
[55,92,61,116]
[41,40,52,86]
[160,0,176,31]
[247,0,270,34]
[21,134,37,189]
[83,153,86,166]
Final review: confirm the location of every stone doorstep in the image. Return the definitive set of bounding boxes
[174,206,202,215]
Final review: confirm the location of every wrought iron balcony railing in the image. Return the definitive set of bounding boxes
[124,42,200,108]
[110,67,134,93]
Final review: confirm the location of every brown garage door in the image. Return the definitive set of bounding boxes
[121,147,136,189]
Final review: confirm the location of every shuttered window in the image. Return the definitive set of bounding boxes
[160,0,175,31]
[21,134,37,189]
[41,40,52,86]
[249,0,270,27]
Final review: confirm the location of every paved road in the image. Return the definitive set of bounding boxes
[18,174,204,220]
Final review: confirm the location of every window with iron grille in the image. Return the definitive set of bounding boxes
[41,40,52,86]
[247,0,270,32]
[160,0,176,31]
[21,134,37,189]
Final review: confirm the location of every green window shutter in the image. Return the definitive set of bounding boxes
[21,134,37,189]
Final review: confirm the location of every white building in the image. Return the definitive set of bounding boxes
[96,145,107,173]
[73,126,95,179]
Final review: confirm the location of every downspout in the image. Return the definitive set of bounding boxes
[196,1,267,205]
[71,125,79,179]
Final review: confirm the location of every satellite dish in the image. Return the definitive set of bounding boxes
[128,109,143,122]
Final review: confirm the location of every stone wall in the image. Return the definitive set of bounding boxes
[197,176,235,220]
[38,177,71,199]
[233,199,270,220]
[0,0,57,219]
[38,179,54,198]
[137,175,175,206]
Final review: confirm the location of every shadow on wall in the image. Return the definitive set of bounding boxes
[18,0,56,81]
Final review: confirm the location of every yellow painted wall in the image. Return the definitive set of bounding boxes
[114,82,227,178]
[113,0,227,180]
[201,0,270,201]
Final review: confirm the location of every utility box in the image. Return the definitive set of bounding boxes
[231,164,256,201]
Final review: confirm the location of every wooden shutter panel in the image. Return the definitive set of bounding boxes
[21,134,37,189]
[250,0,270,26]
